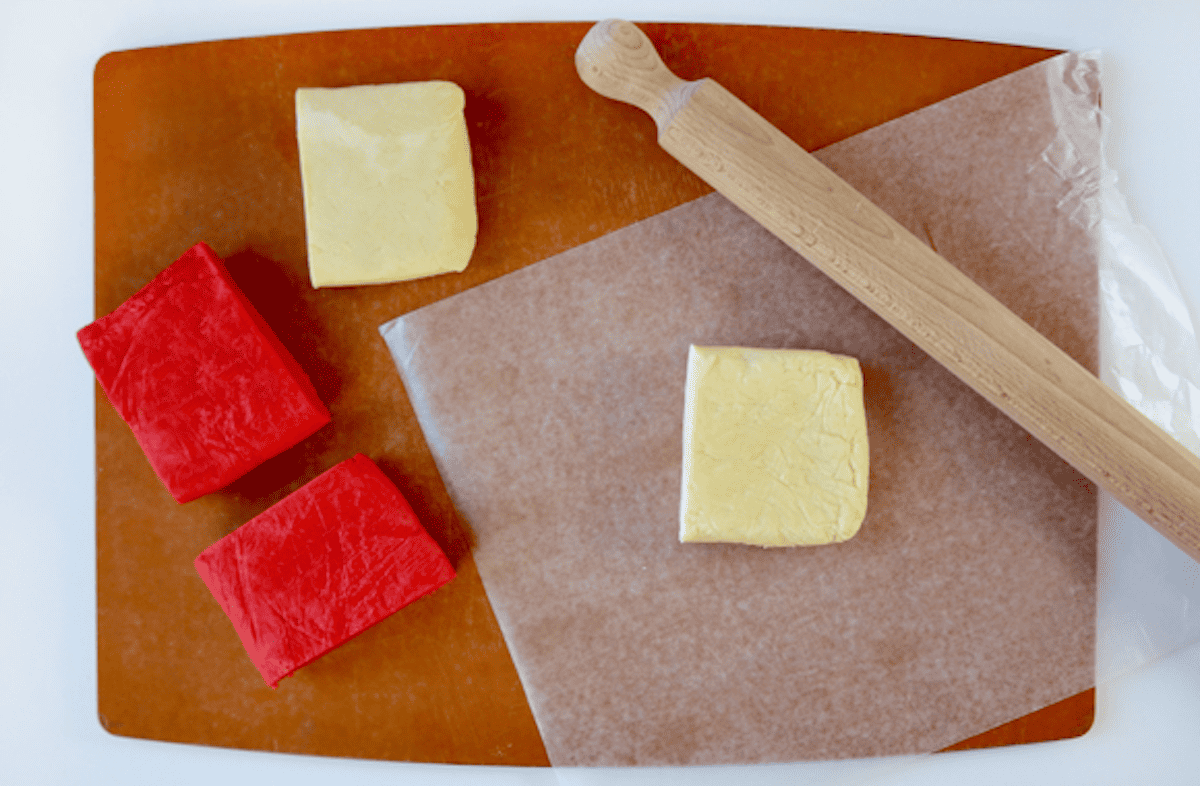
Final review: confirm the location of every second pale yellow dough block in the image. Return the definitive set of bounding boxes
[295,81,478,288]
[680,345,869,547]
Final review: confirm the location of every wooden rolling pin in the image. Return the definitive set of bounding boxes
[576,19,1200,565]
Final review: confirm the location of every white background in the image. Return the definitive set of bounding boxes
[3,1,1199,784]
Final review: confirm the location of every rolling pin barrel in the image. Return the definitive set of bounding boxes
[576,19,1200,566]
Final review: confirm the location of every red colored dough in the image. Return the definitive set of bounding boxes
[77,242,330,502]
[194,454,456,688]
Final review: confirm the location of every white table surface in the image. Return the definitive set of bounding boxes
[4,1,1199,784]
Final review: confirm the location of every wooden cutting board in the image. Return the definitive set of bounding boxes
[92,21,1088,764]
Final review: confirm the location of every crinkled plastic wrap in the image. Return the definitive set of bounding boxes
[1072,53,1200,680]
[379,51,1198,766]
[1038,51,1200,683]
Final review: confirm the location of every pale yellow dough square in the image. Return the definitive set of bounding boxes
[680,345,869,547]
[295,81,478,288]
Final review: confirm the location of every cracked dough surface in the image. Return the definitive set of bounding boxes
[680,345,869,546]
[295,81,477,288]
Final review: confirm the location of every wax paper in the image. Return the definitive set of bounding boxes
[379,53,1105,765]
[78,242,331,502]
[194,453,456,687]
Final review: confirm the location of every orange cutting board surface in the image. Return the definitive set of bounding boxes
[92,22,1087,764]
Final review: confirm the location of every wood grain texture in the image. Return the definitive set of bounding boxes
[577,19,1200,566]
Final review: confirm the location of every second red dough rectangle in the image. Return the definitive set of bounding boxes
[194,454,457,688]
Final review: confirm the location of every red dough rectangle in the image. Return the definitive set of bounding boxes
[194,454,456,688]
[78,242,330,502]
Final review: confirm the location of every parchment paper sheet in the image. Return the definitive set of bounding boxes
[380,54,1099,765]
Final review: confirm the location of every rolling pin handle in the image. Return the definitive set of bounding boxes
[575,19,694,133]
